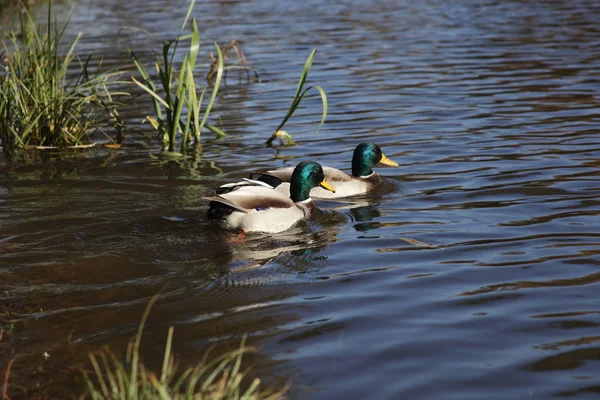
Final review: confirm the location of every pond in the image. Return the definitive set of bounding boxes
[2,0,600,398]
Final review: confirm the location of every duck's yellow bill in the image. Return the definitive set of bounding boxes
[380,153,399,167]
[319,180,336,193]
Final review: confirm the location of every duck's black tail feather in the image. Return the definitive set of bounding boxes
[207,201,234,220]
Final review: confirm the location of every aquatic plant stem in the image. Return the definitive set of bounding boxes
[2,357,14,400]
[266,48,327,146]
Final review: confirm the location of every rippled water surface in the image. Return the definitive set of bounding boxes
[2,0,600,398]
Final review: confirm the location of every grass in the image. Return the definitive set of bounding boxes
[266,48,327,146]
[81,297,287,400]
[0,2,126,157]
[131,0,227,156]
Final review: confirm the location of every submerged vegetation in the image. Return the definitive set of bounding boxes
[82,297,287,400]
[0,3,125,156]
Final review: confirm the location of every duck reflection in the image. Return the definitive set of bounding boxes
[349,202,383,232]
[313,175,401,233]
[225,218,341,275]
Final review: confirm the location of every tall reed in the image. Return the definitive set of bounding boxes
[131,0,226,155]
[266,49,327,146]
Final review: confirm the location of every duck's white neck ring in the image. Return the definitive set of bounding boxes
[359,171,376,179]
[296,198,313,205]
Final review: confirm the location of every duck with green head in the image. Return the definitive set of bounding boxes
[225,143,399,199]
[205,161,335,233]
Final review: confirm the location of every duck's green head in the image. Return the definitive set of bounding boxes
[351,143,399,177]
[290,161,335,202]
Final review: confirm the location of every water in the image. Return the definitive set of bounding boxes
[2,0,600,398]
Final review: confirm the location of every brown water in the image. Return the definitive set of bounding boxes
[2,0,600,398]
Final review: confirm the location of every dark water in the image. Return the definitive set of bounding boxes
[2,0,600,398]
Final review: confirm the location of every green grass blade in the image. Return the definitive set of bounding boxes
[87,354,110,396]
[150,375,173,400]
[160,326,174,384]
[55,5,74,45]
[60,32,82,81]
[193,88,206,142]
[241,379,261,400]
[188,19,200,72]
[198,42,224,135]
[183,65,198,148]
[314,85,327,134]
[170,54,189,151]
[184,18,201,146]
[131,51,163,120]
[128,295,159,399]
[132,77,171,110]
[180,0,197,31]
[205,123,226,138]
[161,41,175,118]
[294,48,317,99]
[46,1,53,100]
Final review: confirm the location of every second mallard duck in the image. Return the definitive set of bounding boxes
[224,143,399,199]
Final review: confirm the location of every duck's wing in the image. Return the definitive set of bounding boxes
[251,167,295,184]
[216,178,274,194]
[203,185,295,213]
[322,166,354,183]
[217,169,292,197]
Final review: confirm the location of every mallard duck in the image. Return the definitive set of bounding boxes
[204,161,335,233]
[243,143,398,199]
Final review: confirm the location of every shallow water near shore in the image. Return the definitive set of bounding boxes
[2,0,600,398]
